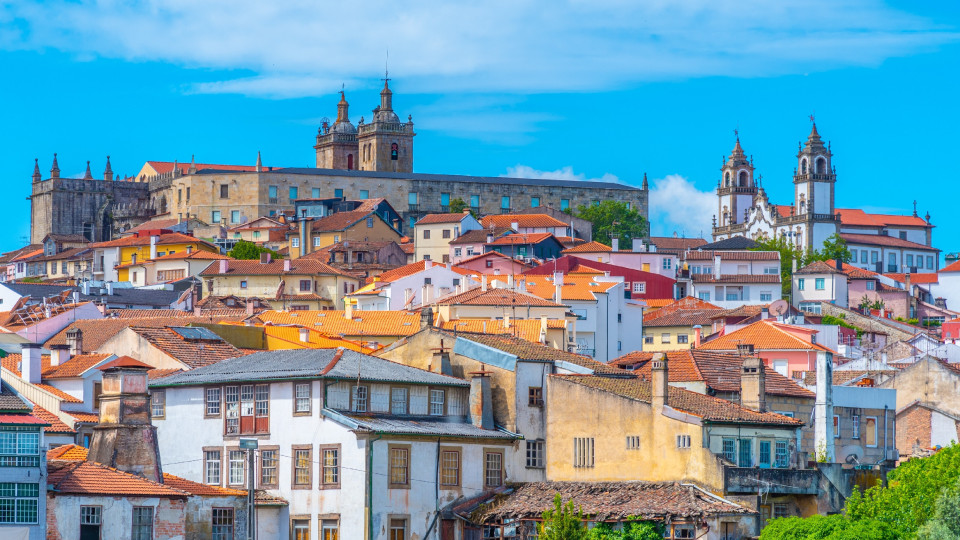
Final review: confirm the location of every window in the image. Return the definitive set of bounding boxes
[815,278,825,290]
[211,210,222,223]
[626,436,641,450]
[677,334,689,344]
[334,188,344,198]
[866,281,875,291]
[422,229,430,240]
[292,519,309,540]
[204,450,221,485]
[132,506,154,540]
[228,450,245,486]
[295,383,312,414]
[320,445,340,488]
[644,336,653,344]
[260,449,278,487]
[573,438,594,468]
[408,192,418,205]
[359,189,369,199]
[560,199,570,211]
[429,389,445,415]
[298,279,312,293]
[239,280,247,289]
[833,415,840,438]
[313,236,322,247]
[662,258,672,269]
[722,438,736,462]
[661,333,671,344]
[759,440,771,467]
[441,449,461,486]
[151,390,165,418]
[501,196,511,210]
[291,237,300,248]
[367,217,374,228]
[206,388,221,416]
[440,193,450,206]
[530,196,540,208]
[524,440,545,468]
[485,451,504,487]
[454,248,462,257]
[289,186,299,200]
[797,278,805,290]
[906,254,914,267]
[442,228,451,239]
[391,142,399,160]
[470,194,480,208]
[352,386,368,412]
[775,440,789,468]
[773,503,789,519]
[738,439,752,467]
[321,520,339,540]
[230,210,240,224]
[0,483,39,524]
[390,519,407,540]
[312,187,321,198]
[186,186,191,200]
[852,415,860,439]
[0,428,41,467]
[485,260,493,268]
[698,292,710,301]
[212,508,234,540]
[389,446,410,487]
[293,446,312,488]
[224,384,269,435]
[927,256,934,269]
[80,506,101,538]
[865,417,878,447]
[677,434,692,449]
[220,184,229,198]
[633,282,645,293]
[528,387,544,407]
[391,387,408,414]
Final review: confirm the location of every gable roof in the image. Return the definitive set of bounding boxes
[150,250,232,262]
[556,375,802,425]
[129,326,243,368]
[199,258,354,278]
[796,260,844,275]
[415,212,472,225]
[433,287,566,308]
[884,273,940,284]
[839,232,938,251]
[648,236,708,252]
[455,332,625,375]
[684,250,780,261]
[480,214,569,229]
[698,320,835,353]
[309,210,383,233]
[1,354,112,380]
[438,318,567,344]
[28,403,76,434]
[696,236,760,251]
[150,348,468,388]
[449,227,515,245]
[562,241,612,254]
[642,308,724,328]
[508,274,620,302]
[47,444,90,461]
[89,232,215,250]
[372,260,475,284]
[486,233,557,246]
[254,310,423,337]
[47,460,188,498]
[45,315,247,351]
[643,297,721,321]
[835,208,931,228]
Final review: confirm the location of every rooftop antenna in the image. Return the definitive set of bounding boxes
[383,49,390,84]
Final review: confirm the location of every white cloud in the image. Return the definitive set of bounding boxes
[504,165,620,184]
[0,1,955,97]
[649,174,715,238]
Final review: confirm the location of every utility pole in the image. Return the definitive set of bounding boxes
[240,438,258,540]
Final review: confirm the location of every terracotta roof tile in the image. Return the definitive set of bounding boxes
[109,308,250,319]
[643,297,721,322]
[44,316,246,351]
[47,444,88,460]
[439,319,566,344]
[128,327,242,368]
[255,310,422,337]
[642,308,725,327]
[507,274,619,302]
[434,287,565,307]
[835,208,931,228]
[259,325,375,353]
[148,368,184,380]
[372,260,475,284]
[36,384,82,403]
[486,233,556,246]
[685,250,780,261]
[648,236,709,252]
[90,232,215,250]
[839,232,938,251]
[480,214,568,229]
[833,260,880,279]
[28,403,76,434]
[65,411,99,423]
[151,250,232,261]
[796,260,844,275]
[449,227,514,245]
[562,241,612,253]
[199,258,355,278]
[699,320,835,353]
[940,260,960,273]
[146,160,259,175]
[415,212,472,225]
[455,332,624,375]
[309,210,377,232]
[691,274,781,284]
[162,474,246,496]
[1,354,111,379]
[0,414,48,426]
[47,460,189,498]
[556,374,803,425]
[884,272,939,284]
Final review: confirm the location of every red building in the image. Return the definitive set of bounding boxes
[523,255,675,300]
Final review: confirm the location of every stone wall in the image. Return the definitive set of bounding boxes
[30,178,151,243]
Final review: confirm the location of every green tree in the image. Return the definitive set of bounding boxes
[759,514,897,540]
[751,236,825,296]
[822,233,853,263]
[575,200,648,246]
[539,493,587,540]
[917,477,960,540]
[586,521,663,539]
[449,197,468,214]
[228,240,280,260]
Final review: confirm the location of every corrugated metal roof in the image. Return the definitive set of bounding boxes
[337,411,518,439]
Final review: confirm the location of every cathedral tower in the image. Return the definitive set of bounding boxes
[716,133,757,228]
[357,79,415,173]
[315,92,360,170]
[793,121,839,249]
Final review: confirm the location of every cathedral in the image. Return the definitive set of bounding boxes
[712,122,841,251]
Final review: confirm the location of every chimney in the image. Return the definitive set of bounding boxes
[433,343,453,375]
[88,358,163,483]
[835,258,842,271]
[814,351,835,463]
[50,344,71,367]
[612,238,619,252]
[481,275,488,292]
[21,343,42,384]
[299,218,311,256]
[740,355,766,412]
[345,301,353,320]
[283,259,291,272]
[540,316,548,345]
[246,299,255,316]
[792,257,798,275]
[298,327,309,343]
[260,252,271,264]
[507,274,514,288]
[420,305,434,329]
[504,313,511,329]
[737,343,755,356]
[105,282,114,296]
[468,370,495,430]
[81,281,91,295]
[425,259,433,269]
[422,283,434,305]
[693,325,702,348]
[193,305,201,316]
[66,328,83,356]
[149,236,158,260]
[219,259,229,274]
[554,272,563,303]
[713,255,721,280]
[761,307,769,320]
[651,353,668,411]
[486,233,494,244]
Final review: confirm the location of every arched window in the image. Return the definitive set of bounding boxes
[816,157,826,174]
[801,159,807,174]
[347,154,354,170]
[738,171,748,186]
[391,143,399,161]
[159,196,167,215]
[724,172,731,186]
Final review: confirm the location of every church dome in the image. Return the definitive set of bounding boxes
[373,108,400,124]
[332,120,357,134]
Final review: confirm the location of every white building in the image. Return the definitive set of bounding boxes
[414,212,482,263]
[151,348,518,540]
[350,260,480,311]
[561,239,679,279]
[0,379,47,540]
[793,260,849,312]
[680,250,782,308]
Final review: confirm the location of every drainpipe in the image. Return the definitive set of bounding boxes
[367,434,383,540]
[423,438,442,539]
[882,405,889,463]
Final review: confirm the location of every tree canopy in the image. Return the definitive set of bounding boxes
[448,197,468,214]
[575,200,648,246]
[538,494,663,540]
[228,240,280,260]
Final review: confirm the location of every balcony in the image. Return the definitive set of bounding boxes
[724,466,819,495]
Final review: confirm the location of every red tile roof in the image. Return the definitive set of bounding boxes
[44,316,246,351]
[434,287,565,307]
[415,212,472,225]
[438,319,566,344]
[162,474,246,497]
[28,403,76,433]
[146,160,259,175]
[98,356,154,370]
[831,260,880,279]
[90,232,214,249]
[130,327,241,368]
[796,260,844,275]
[648,236,708,252]
[643,297,722,322]
[199,258,355,278]
[684,250,780,261]
[1,354,111,380]
[47,444,89,460]
[941,260,960,273]
[839,233,938,251]
[0,414,48,426]
[835,208,931,228]
[47,460,189,498]
[642,308,724,327]
[151,250,232,262]
[486,233,556,246]
[450,227,515,245]
[65,411,99,423]
[562,241,612,253]
[884,273,939,284]
[699,320,835,353]
[480,214,568,229]
[254,310,422,337]
[372,260,475,284]
[456,332,624,375]
[309,210,380,232]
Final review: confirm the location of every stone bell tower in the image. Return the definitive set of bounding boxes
[87,356,163,483]
[357,78,416,173]
[793,120,839,250]
[315,91,360,170]
[716,132,757,228]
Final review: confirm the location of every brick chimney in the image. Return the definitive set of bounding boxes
[21,343,42,384]
[218,259,229,274]
[651,353,668,411]
[693,325,702,348]
[420,305,434,329]
[66,328,83,356]
[49,344,71,367]
[87,357,163,483]
[740,355,766,411]
[468,370,494,430]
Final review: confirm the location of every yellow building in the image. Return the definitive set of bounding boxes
[641,308,722,351]
[90,232,219,283]
[118,250,231,287]
[289,210,402,258]
[200,258,361,311]
[413,212,481,263]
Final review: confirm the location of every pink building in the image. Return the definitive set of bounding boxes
[455,251,532,275]
[699,319,838,378]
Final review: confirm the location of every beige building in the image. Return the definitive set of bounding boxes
[289,210,402,258]
[119,250,230,287]
[414,212,481,263]
[199,257,361,310]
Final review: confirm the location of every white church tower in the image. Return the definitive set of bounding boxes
[716,133,757,229]
[793,121,839,249]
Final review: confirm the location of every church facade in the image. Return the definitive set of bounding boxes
[30,80,647,243]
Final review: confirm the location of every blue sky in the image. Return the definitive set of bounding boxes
[1,1,958,255]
